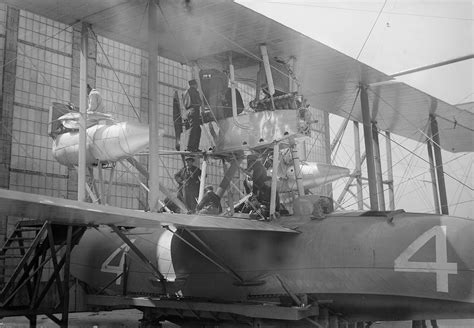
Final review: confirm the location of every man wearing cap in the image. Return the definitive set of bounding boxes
[174,156,201,211]
[183,79,202,152]
[246,155,280,217]
[196,185,222,215]
[86,84,105,114]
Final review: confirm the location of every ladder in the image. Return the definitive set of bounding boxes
[0,219,45,288]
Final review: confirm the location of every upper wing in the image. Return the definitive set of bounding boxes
[0,189,296,233]
[325,81,473,153]
[7,0,472,152]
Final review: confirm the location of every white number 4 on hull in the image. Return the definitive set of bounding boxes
[394,226,457,293]
[101,240,136,285]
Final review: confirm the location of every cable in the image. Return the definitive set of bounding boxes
[381,132,473,191]
[91,28,142,122]
[355,0,388,60]
[267,1,473,22]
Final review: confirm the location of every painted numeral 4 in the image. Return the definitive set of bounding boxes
[101,240,136,285]
[394,226,457,293]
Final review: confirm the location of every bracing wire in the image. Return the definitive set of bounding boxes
[268,1,472,22]
[380,131,473,191]
[355,0,388,60]
[91,28,142,122]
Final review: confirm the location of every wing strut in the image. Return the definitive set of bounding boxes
[428,113,449,215]
[126,157,188,213]
[165,227,264,287]
[109,225,167,293]
[360,84,379,210]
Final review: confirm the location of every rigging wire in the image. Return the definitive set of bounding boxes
[356,85,467,190]
[90,28,142,122]
[329,0,390,203]
[160,1,367,186]
[380,131,473,191]
[355,0,388,60]
[331,88,361,163]
[2,12,139,198]
[451,157,472,214]
[267,1,473,22]
[320,0,387,174]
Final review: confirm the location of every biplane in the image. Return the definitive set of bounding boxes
[0,1,472,328]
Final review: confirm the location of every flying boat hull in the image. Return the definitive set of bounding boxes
[70,212,474,322]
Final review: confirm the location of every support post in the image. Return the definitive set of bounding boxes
[372,122,385,211]
[385,131,395,210]
[216,157,243,199]
[197,157,208,203]
[229,55,238,119]
[289,138,305,196]
[0,7,19,252]
[331,117,350,153]
[193,64,217,146]
[60,226,72,328]
[105,165,115,205]
[148,0,161,212]
[336,152,366,208]
[222,160,234,216]
[427,137,441,214]
[46,224,64,301]
[97,164,105,203]
[360,85,378,210]
[270,143,280,218]
[78,23,89,202]
[287,56,298,93]
[353,122,363,210]
[429,115,449,214]
[255,63,262,101]
[259,45,275,96]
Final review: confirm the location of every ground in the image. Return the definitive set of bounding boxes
[0,310,472,327]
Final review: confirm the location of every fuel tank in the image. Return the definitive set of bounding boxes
[52,121,149,166]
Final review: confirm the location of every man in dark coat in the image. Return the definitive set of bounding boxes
[174,157,201,211]
[183,79,202,152]
[246,156,280,216]
[196,185,222,215]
